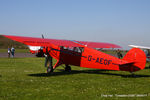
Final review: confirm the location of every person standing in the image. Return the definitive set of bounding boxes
[116,49,122,59]
[8,47,11,58]
[11,47,15,58]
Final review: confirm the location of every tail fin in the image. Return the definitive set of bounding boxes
[120,48,146,72]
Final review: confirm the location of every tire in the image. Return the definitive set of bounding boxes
[65,65,71,72]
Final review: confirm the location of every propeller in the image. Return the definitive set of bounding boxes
[42,34,44,39]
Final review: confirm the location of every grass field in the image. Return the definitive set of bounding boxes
[0,57,150,100]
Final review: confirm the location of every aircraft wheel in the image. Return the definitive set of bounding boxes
[47,67,53,73]
[65,65,71,72]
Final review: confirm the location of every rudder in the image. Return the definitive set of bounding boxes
[121,48,146,72]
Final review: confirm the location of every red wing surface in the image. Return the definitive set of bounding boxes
[3,35,80,47]
[78,41,121,48]
[3,35,121,48]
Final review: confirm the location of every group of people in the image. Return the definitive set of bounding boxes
[8,47,15,58]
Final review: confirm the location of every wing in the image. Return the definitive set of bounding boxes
[3,35,80,47]
[3,35,121,48]
[129,45,150,50]
[77,41,121,48]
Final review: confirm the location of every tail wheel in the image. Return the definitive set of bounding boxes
[65,65,71,72]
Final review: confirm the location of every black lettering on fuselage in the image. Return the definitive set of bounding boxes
[87,55,112,66]
[96,58,99,63]
[88,55,92,61]
[95,57,112,66]
[108,60,112,65]
[100,58,103,64]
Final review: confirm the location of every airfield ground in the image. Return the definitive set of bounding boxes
[0,49,34,58]
[0,53,150,100]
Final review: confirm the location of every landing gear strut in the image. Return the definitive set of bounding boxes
[65,65,71,72]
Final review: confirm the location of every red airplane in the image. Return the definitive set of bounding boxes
[3,35,146,75]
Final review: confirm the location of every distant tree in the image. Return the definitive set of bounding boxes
[0,35,28,49]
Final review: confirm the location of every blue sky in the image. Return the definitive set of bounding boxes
[0,0,150,49]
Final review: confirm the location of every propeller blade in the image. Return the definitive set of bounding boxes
[42,34,44,39]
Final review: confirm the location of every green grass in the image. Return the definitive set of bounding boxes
[0,58,150,100]
[0,49,29,53]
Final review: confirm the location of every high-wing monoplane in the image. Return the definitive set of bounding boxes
[3,35,146,75]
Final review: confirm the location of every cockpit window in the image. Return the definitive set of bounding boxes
[59,46,84,53]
